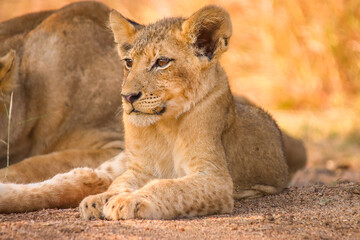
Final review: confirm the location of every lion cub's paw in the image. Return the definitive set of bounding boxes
[103,194,160,220]
[79,192,117,220]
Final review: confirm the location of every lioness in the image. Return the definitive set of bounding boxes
[0,2,124,183]
[0,2,306,217]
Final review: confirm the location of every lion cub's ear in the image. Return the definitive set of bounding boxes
[182,5,232,60]
[0,50,17,93]
[109,10,143,56]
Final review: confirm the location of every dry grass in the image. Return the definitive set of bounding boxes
[0,91,13,181]
[0,0,359,173]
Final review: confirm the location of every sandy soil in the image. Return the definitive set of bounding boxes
[1,179,359,240]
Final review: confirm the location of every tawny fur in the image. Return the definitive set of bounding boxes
[0,2,306,216]
[79,5,295,220]
[0,2,124,183]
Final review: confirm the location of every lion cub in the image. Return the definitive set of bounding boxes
[78,5,290,220]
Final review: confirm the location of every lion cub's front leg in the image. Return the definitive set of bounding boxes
[101,172,234,220]
[79,168,153,220]
[79,192,118,220]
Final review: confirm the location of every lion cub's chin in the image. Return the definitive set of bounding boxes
[126,114,161,127]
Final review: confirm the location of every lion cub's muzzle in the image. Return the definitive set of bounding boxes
[122,91,166,115]
[122,92,142,104]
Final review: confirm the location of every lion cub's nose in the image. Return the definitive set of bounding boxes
[122,92,142,103]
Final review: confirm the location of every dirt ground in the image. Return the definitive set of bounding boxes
[0,175,359,240]
[1,138,360,239]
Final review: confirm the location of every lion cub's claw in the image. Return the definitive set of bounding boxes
[79,192,116,220]
[103,194,160,220]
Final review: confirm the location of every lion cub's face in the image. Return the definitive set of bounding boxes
[110,6,232,126]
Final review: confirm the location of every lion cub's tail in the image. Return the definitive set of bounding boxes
[282,132,307,178]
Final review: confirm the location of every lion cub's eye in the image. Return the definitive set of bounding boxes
[155,57,173,69]
[124,58,133,69]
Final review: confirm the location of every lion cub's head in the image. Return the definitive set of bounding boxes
[109,6,232,126]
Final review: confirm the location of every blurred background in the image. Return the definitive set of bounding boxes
[1,0,359,184]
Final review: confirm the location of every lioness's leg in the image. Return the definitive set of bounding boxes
[0,152,128,213]
[0,168,112,213]
[0,148,121,183]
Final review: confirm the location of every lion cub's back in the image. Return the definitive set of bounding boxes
[224,101,289,190]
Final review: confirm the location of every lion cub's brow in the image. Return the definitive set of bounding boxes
[132,17,185,53]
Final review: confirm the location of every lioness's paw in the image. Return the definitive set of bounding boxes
[79,192,116,220]
[71,168,112,188]
[103,194,160,220]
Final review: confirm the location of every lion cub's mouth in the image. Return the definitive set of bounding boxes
[129,106,166,116]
